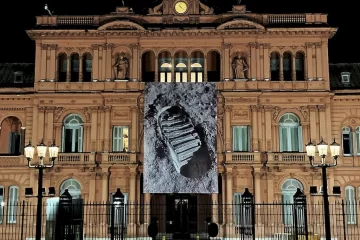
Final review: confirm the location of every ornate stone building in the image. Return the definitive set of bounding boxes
[0,0,358,238]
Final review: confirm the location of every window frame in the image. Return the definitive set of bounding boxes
[345,186,357,224]
[112,126,130,152]
[232,125,251,152]
[13,71,23,83]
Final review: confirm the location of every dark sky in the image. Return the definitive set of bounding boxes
[0,0,356,63]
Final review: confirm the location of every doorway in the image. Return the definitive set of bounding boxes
[166,194,197,239]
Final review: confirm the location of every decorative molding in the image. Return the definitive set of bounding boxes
[297,106,309,120]
[98,20,145,31]
[112,111,130,119]
[106,98,137,104]
[28,29,337,39]
[233,110,249,119]
[217,20,265,30]
[226,97,257,104]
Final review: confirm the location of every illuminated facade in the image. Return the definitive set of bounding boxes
[0,0,359,237]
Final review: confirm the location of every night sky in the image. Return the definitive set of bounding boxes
[0,0,356,63]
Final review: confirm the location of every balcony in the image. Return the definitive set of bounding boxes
[225,152,309,165]
[0,155,27,167]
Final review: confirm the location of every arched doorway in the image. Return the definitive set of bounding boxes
[281,178,303,225]
[0,116,23,155]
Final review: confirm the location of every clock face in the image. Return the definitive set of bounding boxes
[174,1,188,14]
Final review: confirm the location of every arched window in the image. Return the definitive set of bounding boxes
[62,114,83,153]
[70,53,80,82]
[295,52,305,80]
[281,178,303,225]
[7,186,18,223]
[283,52,292,81]
[82,52,92,82]
[57,53,67,82]
[270,52,280,81]
[175,62,187,82]
[60,179,81,199]
[342,127,353,156]
[279,113,303,152]
[159,62,172,82]
[345,186,356,224]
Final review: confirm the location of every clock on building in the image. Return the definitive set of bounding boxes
[174,1,188,14]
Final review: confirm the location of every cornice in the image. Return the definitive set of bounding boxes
[27,29,337,39]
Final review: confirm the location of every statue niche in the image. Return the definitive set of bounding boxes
[113,52,129,80]
[232,51,248,79]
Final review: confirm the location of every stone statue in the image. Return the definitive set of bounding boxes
[113,52,129,79]
[232,51,248,79]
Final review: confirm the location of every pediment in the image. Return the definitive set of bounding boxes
[98,20,145,31]
[216,19,265,30]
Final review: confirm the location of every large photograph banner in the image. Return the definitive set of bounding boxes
[143,82,218,193]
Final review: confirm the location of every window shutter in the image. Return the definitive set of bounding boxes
[233,193,242,225]
[8,132,16,154]
[8,186,18,223]
[350,132,354,156]
[78,126,83,152]
[357,130,360,155]
[279,127,285,152]
[282,193,293,225]
[0,187,4,224]
[247,126,251,152]
[298,126,303,152]
[61,125,65,152]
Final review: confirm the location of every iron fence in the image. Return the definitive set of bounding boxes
[0,199,360,240]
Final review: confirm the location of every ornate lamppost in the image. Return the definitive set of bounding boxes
[24,140,59,240]
[305,138,340,240]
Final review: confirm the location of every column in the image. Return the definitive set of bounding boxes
[66,56,71,82]
[128,167,137,236]
[90,107,98,152]
[259,44,264,80]
[225,168,233,229]
[101,171,109,202]
[221,43,231,80]
[292,56,296,81]
[131,44,139,80]
[257,106,265,151]
[130,106,138,152]
[100,45,104,81]
[103,106,111,152]
[154,57,159,82]
[279,55,284,81]
[92,44,99,81]
[264,106,272,152]
[49,45,57,81]
[40,44,47,81]
[79,55,83,82]
[249,42,256,79]
[254,171,261,204]
[203,57,208,81]
[263,44,270,80]
[224,106,232,152]
[321,42,330,83]
[318,105,327,140]
[256,44,261,80]
[308,105,318,141]
[251,106,259,152]
[211,193,218,223]
[144,193,151,224]
[187,57,191,82]
[54,124,61,150]
[305,43,314,80]
[46,45,51,80]
[325,103,332,142]
[105,44,113,80]
[46,107,54,145]
[315,42,322,79]
[37,107,46,142]
[35,43,42,84]
[171,56,175,82]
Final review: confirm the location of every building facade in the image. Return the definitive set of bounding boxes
[0,0,359,238]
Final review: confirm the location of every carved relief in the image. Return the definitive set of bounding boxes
[226,97,257,104]
[113,111,130,119]
[298,106,309,120]
[272,106,280,120]
[78,108,91,122]
[233,110,249,119]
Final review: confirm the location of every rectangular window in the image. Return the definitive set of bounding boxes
[345,187,356,224]
[279,126,302,152]
[7,186,18,223]
[14,72,23,83]
[233,192,242,225]
[342,133,352,155]
[232,126,250,152]
[112,126,130,152]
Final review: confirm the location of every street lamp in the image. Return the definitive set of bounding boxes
[24,139,59,240]
[305,137,340,240]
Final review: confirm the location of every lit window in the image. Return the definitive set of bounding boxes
[14,71,23,83]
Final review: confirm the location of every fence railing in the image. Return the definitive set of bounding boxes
[0,200,360,239]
